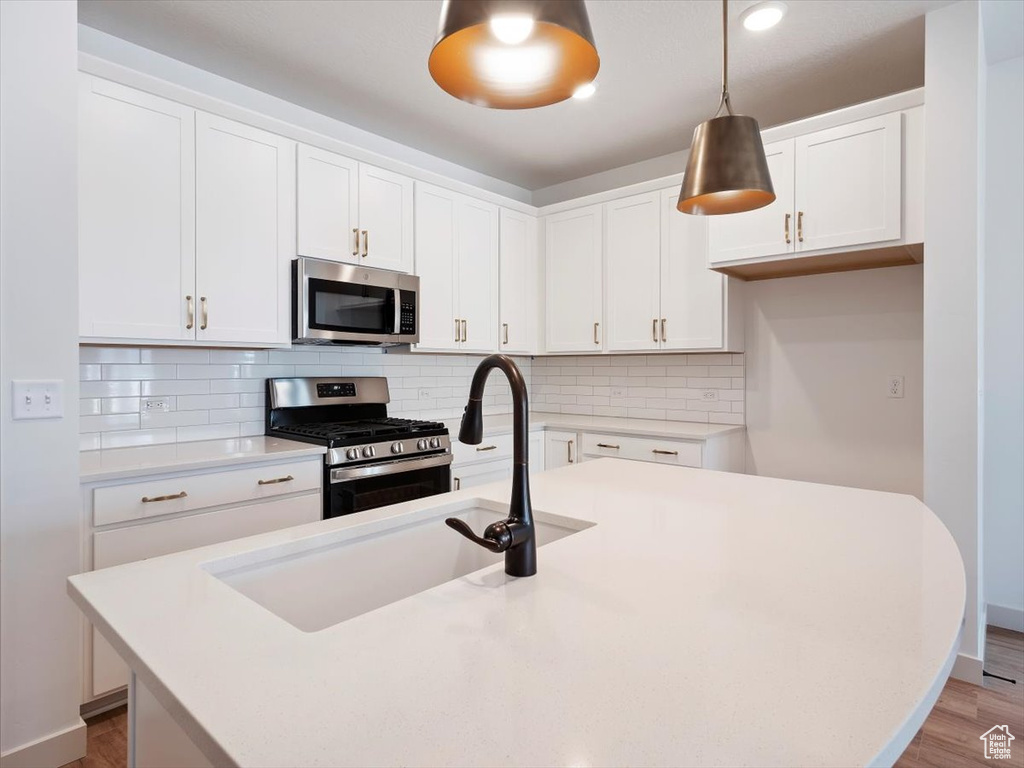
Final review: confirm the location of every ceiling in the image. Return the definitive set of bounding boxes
[78,0,949,191]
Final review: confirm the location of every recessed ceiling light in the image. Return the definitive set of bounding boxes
[740,1,787,32]
[572,82,597,100]
[489,14,534,45]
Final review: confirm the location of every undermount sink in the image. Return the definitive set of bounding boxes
[204,498,593,632]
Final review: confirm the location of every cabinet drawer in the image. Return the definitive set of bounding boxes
[91,493,319,696]
[451,432,514,467]
[581,432,702,468]
[92,459,321,527]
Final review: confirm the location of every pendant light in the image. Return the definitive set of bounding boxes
[677,0,774,215]
[429,0,600,109]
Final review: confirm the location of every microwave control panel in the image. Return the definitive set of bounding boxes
[399,290,416,335]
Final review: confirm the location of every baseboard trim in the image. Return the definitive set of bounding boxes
[987,603,1024,632]
[951,652,985,685]
[0,719,86,768]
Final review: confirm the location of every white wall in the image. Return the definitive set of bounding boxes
[742,266,923,496]
[923,0,986,678]
[0,2,86,766]
[982,54,1024,631]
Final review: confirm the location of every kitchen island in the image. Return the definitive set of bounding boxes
[68,459,964,768]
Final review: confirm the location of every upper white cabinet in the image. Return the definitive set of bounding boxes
[709,111,914,279]
[79,77,196,341]
[499,208,538,354]
[296,145,414,273]
[545,205,603,352]
[413,183,498,354]
[195,114,295,345]
[603,189,738,353]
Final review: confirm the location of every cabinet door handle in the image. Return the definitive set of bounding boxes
[352,227,360,256]
[596,443,620,450]
[257,475,294,485]
[593,322,600,345]
[652,449,679,456]
[652,319,658,343]
[476,445,497,452]
[359,229,368,257]
[200,296,208,330]
[461,319,467,343]
[141,490,187,503]
[797,211,804,243]
[502,323,509,345]
[185,295,194,330]
[784,213,791,244]
[568,439,574,464]
[454,318,460,343]
[453,477,461,491]
[661,318,667,343]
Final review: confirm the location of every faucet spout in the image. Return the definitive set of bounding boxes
[447,354,536,577]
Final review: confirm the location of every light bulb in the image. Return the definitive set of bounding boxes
[740,2,787,31]
[572,82,597,100]
[489,14,535,45]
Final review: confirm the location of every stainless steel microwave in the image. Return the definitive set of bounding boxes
[292,257,419,346]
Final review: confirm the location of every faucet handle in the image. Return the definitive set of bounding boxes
[445,517,512,553]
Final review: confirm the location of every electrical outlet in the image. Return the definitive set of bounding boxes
[887,376,905,399]
[702,390,718,402]
[144,399,170,412]
[610,386,626,398]
[418,388,432,400]
[12,380,64,420]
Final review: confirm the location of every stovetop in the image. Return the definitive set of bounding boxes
[270,417,447,448]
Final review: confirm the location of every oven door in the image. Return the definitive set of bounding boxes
[294,258,419,345]
[326,453,452,519]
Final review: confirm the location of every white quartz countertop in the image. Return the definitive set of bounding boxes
[68,460,963,768]
[443,411,745,440]
[79,436,326,482]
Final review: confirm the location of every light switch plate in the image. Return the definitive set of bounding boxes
[12,380,64,420]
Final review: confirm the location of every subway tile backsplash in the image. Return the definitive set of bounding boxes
[78,346,530,450]
[79,347,744,450]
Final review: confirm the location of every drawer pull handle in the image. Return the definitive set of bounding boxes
[568,439,574,464]
[257,475,294,486]
[596,443,620,449]
[141,491,187,503]
[476,445,497,452]
[652,449,679,456]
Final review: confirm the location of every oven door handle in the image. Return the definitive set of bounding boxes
[330,452,452,483]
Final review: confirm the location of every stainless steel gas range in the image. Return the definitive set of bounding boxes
[265,377,452,519]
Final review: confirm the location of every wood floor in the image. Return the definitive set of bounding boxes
[62,628,1023,768]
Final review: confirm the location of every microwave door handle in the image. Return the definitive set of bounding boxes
[393,288,401,335]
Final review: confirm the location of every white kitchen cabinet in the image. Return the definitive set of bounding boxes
[499,208,539,354]
[195,113,295,345]
[84,458,321,700]
[544,430,578,470]
[358,164,415,272]
[605,192,662,351]
[545,205,603,352]
[793,112,902,252]
[707,139,795,263]
[79,75,196,341]
[413,183,498,354]
[451,431,546,490]
[296,146,414,273]
[296,144,359,262]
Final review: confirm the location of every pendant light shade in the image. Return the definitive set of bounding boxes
[677,0,774,215]
[429,0,600,110]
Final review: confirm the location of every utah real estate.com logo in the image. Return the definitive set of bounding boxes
[980,725,1015,760]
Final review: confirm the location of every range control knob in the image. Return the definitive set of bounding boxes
[416,439,428,451]
[429,437,441,449]
[391,442,404,454]
[345,448,359,461]
[362,446,375,458]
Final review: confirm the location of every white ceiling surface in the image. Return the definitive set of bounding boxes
[78,0,947,193]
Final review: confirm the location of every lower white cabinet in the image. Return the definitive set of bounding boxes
[84,458,321,700]
[579,430,744,472]
[452,431,545,490]
[544,430,578,470]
